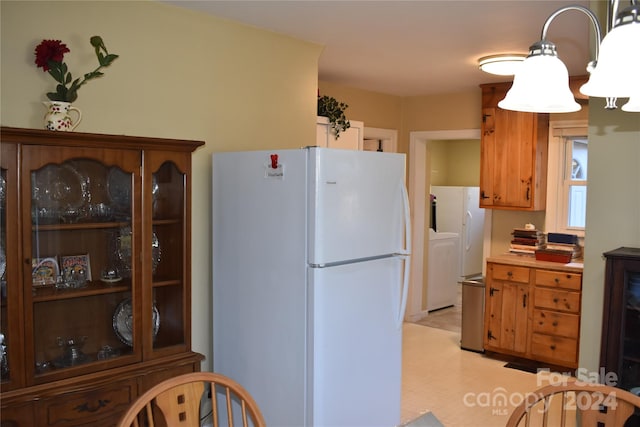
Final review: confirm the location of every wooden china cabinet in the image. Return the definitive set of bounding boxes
[601,247,640,391]
[0,127,204,426]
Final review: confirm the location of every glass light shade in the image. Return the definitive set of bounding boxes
[622,96,640,112]
[580,22,640,98]
[499,54,580,113]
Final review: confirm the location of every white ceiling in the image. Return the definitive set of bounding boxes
[164,0,593,97]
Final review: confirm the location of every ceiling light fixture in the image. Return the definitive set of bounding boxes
[499,0,640,113]
[478,54,526,76]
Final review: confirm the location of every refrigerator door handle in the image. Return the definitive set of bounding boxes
[395,254,410,329]
[465,210,472,251]
[395,184,411,328]
[401,184,411,255]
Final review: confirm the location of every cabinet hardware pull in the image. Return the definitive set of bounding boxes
[553,298,559,303]
[507,271,513,277]
[552,321,558,327]
[555,278,560,283]
[74,399,110,413]
[489,287,500,297]
[481,191,490,200]
[523,294,527,308]
[526,187,530,201]
[550,345,556,350]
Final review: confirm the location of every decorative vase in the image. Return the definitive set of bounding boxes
[43,101,82,131]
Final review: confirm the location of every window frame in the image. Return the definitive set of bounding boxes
[545,120,588,238]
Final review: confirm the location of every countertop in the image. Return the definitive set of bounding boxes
[487,253,584,273]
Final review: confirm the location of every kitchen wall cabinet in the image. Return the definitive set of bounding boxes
[484,257,582,369]
[316,116,364,150]
[600,247,640,391]
[479,83,549,211]
[0,127,204,426]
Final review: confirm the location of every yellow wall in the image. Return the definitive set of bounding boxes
[580,99,640,374]
[1,0,323,370]
[3,0,638,380]
[429,139,480,186]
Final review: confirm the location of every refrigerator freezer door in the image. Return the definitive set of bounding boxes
[308,148,408,265]
[308,257,405,427]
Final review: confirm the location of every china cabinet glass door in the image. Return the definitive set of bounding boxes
[622,270,640,390]
[146,152,192,356]
[23,146,141,384]
[602,247,640,392]
[0,142,21,392]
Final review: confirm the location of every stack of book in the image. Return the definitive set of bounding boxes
[535,232,582,262]
[510,228,545,255]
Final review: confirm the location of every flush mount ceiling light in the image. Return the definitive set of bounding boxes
[499,0,640,113]
[478,54,527,76]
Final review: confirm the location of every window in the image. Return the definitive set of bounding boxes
[563,137,587,229]
[545,121,588,237]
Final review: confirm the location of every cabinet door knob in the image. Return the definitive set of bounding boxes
[552,321,558,327]
[553,298,559,303]
[550,345,556,350]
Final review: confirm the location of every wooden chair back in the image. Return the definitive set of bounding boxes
[506,380,640,427]
[117,371,266,427]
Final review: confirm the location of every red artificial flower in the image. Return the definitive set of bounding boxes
[34,39,70,71]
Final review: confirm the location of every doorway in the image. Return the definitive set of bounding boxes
[405,129,491,322]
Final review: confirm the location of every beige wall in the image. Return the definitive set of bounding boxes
[1,0,323,370]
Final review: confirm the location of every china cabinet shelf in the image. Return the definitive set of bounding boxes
[0,126,204,427]
[152,279,182,288]
[32,221,129,231]
[32,282,130,302]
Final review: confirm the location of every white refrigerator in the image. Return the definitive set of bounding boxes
[431,186,485,279]
[212,147,411,427]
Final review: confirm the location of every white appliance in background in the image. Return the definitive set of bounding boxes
[427,229,460,311]
[431,186,485,280]
[212,147,411,427]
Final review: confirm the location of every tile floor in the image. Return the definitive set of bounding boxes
[401,285,552,427]
[401,323,542,427]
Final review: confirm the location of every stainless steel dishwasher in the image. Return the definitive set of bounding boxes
[461,276,485,352]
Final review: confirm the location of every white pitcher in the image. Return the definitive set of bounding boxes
[43,101,82,131]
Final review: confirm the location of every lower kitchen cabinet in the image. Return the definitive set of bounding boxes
[484,258,582,369]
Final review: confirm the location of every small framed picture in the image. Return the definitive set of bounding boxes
[61,254,92,282]
[32,257,59,287]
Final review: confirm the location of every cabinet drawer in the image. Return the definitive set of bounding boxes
[531,333,578,365]
[535,288,580,313]
[536,269,582,291]
[533,309,580,338]
[37,378,135,426]
[490,264,529,284]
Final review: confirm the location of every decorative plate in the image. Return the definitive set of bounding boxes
[107,168,131,210]
[112,298,160,347]
[115,227,161,277]
[32,164,84,210]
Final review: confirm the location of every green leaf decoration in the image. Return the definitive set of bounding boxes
[36,35,118,103]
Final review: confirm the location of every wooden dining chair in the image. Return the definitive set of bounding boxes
[116,371,266,427]
[506,380,640,427]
